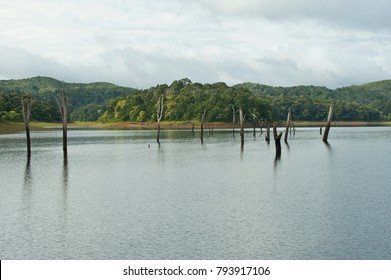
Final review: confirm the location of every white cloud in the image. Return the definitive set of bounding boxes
[0,0,391,88]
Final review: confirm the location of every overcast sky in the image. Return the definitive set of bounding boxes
[1,0,391,89]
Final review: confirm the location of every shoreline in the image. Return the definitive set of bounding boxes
[1,120,391,134]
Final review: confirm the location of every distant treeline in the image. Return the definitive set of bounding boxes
[1,76,391,123]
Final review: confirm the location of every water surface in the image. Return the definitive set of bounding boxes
[1,127,390,259]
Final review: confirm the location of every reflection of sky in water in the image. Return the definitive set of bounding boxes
[0,127,391,259]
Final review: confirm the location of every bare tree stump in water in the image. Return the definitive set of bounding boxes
[266,125,271,143]
[273,123,282,157]
[322,106,333,142]
[56,83,68,156]
[156,94,164,145]
[192,123,195,137]
[21,95,33,158]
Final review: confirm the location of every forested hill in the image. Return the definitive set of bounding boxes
[1,77,391,123]
[99,79,391,123]
[0,76,136,121]
[235,80,391,105]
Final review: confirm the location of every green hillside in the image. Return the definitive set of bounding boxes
[0,76,136,122]
[1,77,391,123]
[99,79,390,123]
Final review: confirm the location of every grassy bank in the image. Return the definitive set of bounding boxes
[2,120,391,135]
[0,121,62,134]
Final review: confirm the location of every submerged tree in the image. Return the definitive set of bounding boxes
[56,83,68,156]
[201,109,207,144]
[322,105,333,142]
[284,109,292,143]
[239,107,245,148]
[21,94,33,158]
[273,123,282,157]
[232,105,236,138]
[156,94,164,145]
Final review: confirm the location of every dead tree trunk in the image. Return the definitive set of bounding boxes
[250,109,256,138]
[21,95,33,158]
[266,125,270,142]
[201,109,207,144]
[284,109,292,143]
[239,107,245,147]
[56,84,68,155]
[192,123,195,137]
[260,121,264,135]
[232,105,236,138]
[156,94,164,145]
[322,106,333,142]
[273,123,282,157]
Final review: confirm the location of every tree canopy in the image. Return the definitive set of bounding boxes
[99,79,389,123]
[1,76,390,123]
[0,76,136,122]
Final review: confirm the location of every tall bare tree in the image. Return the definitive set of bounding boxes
[56,84,68,156]
[21,94,33,158]
[239,107,245,147]
[156,94,164,145]
[200,109,207,144]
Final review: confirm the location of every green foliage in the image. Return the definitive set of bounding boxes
[1,76,390,123]
[99,79,388,123]
[0,110,20,121]
[0,76,136,122]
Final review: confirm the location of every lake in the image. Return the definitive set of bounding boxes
[0,126,390,259]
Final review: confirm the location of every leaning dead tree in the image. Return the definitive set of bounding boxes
[56,84,68,155]
[284,109,292,143]
[273,122,282,157]
[21,95,33,158]
[201,109,207,144]
[239,107,245,147]
[156,94,164,144]
[322,105,333,142]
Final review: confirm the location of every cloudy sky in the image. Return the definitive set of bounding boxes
[1,0,391,89]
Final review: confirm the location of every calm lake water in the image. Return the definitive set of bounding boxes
[0,127,390,260]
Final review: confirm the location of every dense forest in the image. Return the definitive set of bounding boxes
[99,78,390,123]
[0,76,136,122]
[1,76,391,123]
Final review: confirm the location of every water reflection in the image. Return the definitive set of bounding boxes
[285,141,290,153]
[62,155,69,201]
[323,141,332,152]
[23,156,32,192]
[22,156,33,233]
[157,144,165,165]
[274,155,281,170]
